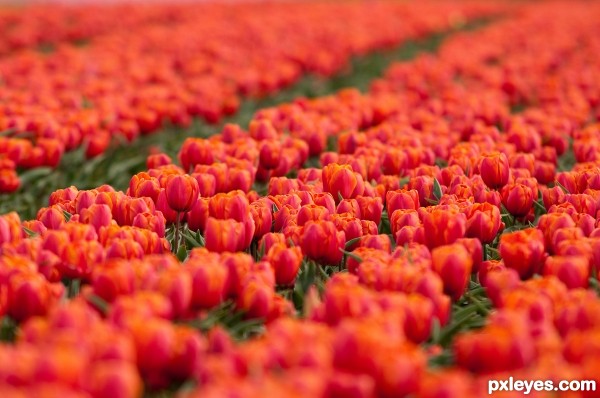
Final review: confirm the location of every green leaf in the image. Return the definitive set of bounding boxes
[0,316,18,343]
[338,191,344,202]
[87,294,110,315]
[344,236,362,248]
[176,246,188,262]
[399,176,410,188]
[62,210,72,222]
[433,178,443,201]
[339,248,363,263]
[22,226,38,237]
[68,279,81,298]
[18,167,53,186]
[554,180,570,194]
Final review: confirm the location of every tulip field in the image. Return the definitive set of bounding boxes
[2,0,600,397]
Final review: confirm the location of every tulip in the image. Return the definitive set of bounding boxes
[390,209,420,237]
[355,196,383,225]
[477,152,510,189]
[129,172,161,202]
[147,153,172,169]
[454,313,534,374]
[311,193,337,214]
[191,172,216,197]
[266,243,303,286]
[395,225,425,247]
[91,259,136,303]
[537,212,576,252]
[337,199,362,218]
[87,362,143,398]
[332,213,363,250]
[7,270,55,322]
[189,260,229,309]
[0,212,23,245]
[165,174,199,213]
[360,234,392,253]
[204,217,247,253]
[228,167,253,193]
[432,243,473,301]
[250,201,273,240]
[408,175,436,207]
[465,202,503,244]
[456,238,483,274]
[300,220,346,265]
[268,177,300,195]
[195,163,229,193]
[386,189,420,214]
[127,318,175,384]
[322,163,365,202]
[499,228,545,279]
[209,191,250,222]
[0,169,19,193]
[237,278,273,319]
[421,208,466,249]
[37,206,66,230]
[187,197,210,232]
[501,182,534,217]
[178,138,217,172]
[297,204,331,226]
[543,255,589,289]
[168,326,205,381]
[259,139,282,170]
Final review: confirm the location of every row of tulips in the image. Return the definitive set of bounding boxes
[0,0,504,193]
[2,0,600,397]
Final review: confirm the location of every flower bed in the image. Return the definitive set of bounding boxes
[1,1,600,397]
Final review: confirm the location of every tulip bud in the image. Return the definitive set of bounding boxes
[456,238,483,274]
[155,189,178,224]
[92,259,136,303]
[87,362,142,398]
[7,270,55,322]
[165,174,199,213]
[37,206,66,230]
[501,182,534,217]
[337,199,362,218]
[259,139,282,170]
[237,278,273,319]
[188,260,229,309]
[297,205,331,226]
[187,197,210,232]
[191,172,216,197]
[465,202,503,244]
[204,217,246,253]
[266,243,303,286]
[81,204,113,232]
[477,152,510,189]
[537,213,576,252]
[543,255,589,289]
[388,188,420,218]
[300,220,346,265]
[250,201,272,240]
[432,243,473,301]
[156,268,192,318]
[209,191,250,222]
[355,196,383,225]
[421,209,466,249]
[499,228,545,279]
[322,163,365,202]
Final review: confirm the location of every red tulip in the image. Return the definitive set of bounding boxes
[165,174,199,213]
[499,228,545,279]
[432,243,473,301]
[477,152,510,189]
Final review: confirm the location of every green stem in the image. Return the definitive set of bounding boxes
[174,212,181,254]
